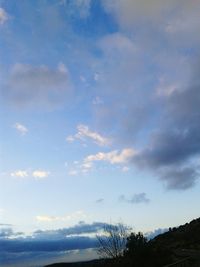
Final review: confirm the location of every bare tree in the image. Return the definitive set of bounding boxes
[96,223,129,259]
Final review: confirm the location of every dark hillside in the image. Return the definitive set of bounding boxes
[151,217,200,250]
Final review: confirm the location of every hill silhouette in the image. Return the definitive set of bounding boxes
[45,217,200,267]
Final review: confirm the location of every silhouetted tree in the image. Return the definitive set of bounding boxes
[96,223,128,259]
[125,232,148,255]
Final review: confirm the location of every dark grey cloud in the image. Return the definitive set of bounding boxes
[119,193,150,204]
[2,63,72,110]
[131,71,200,190]
[33,221,107,240]
[159,167,198,190]
[0,222,107,266]
[0,237,98,253]
[0,227,23,239]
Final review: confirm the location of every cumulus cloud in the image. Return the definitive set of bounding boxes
[13,123,28,135]
[3,63,72,109]
[0,7,8,25]
[119,193,150,204]
[67,124,110,146]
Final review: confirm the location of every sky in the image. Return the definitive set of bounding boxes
[0,0,200,266]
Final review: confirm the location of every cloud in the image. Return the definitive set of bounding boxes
[10,170,50,180]
[122,166,130,172]
[0,227,23,239]
[67,148,135,175]
[95,198,104,204]
[33,221,107,239]
[102,0,192,27]
[36,216,60,222]
[85,148,136,165]
[14,123,28,135]
[0,7,8,25]
[10,170,28,178]
[36,211,87,223]
[68,169,79,176]
[92,96,103,105]
[159,167,198,190]
[119,193,150,204]
[131,74,200,189]
[93,6,200,190]
[3,63,72,110]
[146,228,168,240]
[74,0,91,18]
[65,0,91,19]
[32,170,50,179]
[67,124,110,146]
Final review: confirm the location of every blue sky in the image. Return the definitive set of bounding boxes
[1,0,200,266]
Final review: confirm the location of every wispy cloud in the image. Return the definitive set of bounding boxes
[0,7,8,25]
[67,148,135,176]
[10,170,50,180]
[84,148,136,165]
[119,193,150,204]
[95,198,104,204]
[36,211,87,223]
[11,170,28,178]
[66,124,110,146]
[13,123,28,135]
[32,170,50,179]
[36,215,60,222]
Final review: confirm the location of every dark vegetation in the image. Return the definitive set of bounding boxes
[45,218,200,267]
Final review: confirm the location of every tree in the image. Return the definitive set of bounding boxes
[125,232,148,256]
[96,223,128,259]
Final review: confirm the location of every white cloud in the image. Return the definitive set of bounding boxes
[66,135,75,143]
[68,148,135,176]
[0,7,8,25]
[32,170,50,179]
[68,169,78,176]
[92,96,103,105]
[14,123,28,135]
[36,216,60,222]
[36,211,86,222]
[99,32,136,56]
[11,170,28,178]
[85,148,136,165]
[67,124,110,146]
[122,166,130,172]
[10,170,50,180]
